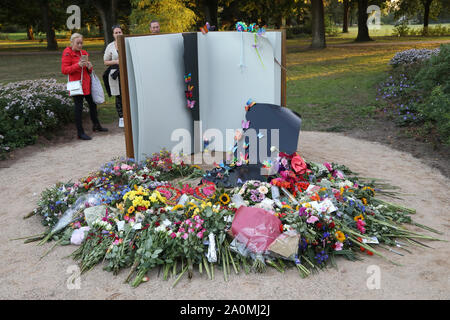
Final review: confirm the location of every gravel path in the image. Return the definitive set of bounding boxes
[0,130,449,299]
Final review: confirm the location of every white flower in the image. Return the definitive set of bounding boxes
[155,225,166,233]
[258,186,269,195]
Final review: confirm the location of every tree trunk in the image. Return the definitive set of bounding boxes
[203,0,218,27]
[423,0,433,34]
[343,0,350,33]
[93,0,116,48]
[41,1,58,50]
[355,0,372,42]
[310,0,326,49]
[27,25,35,40]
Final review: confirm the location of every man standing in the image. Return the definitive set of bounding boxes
[149,20,160,34]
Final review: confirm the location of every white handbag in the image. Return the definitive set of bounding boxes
[67,66,84,96]
[90,71,105,104]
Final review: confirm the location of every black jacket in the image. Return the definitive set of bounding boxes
[102,65,120,97]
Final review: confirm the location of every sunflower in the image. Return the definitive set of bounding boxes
[353,214,364,221]
[219,193,231,205]
[128,206,135,214]
[172,204,184,211]
[335,230,346,242]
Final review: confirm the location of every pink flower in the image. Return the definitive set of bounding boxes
[334,242,343,251]
[291,155,307,174]
[334,170,344,179]
[182,233,188,240]
[324,162,333,172]
[356,219,366,234]
[113,166,120,171]
[203,186,215,196]
[306,216,319,224]
[195,223,202,229]
[197,232,204,239]
[178,227,185,233]
[170,232,177,239]
[188,228,195,233]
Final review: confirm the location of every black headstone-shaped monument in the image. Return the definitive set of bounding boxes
[202,103,302,187]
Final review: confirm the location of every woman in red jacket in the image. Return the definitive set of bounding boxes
[61,33,108,140]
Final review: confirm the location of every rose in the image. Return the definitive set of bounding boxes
[291,155,307,174]
[306,216,319,224]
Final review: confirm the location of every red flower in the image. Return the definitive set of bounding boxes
[366,250,373,256]
[329,222,335,229]
[316,222,323,229]
[279,224,284,232]
[291,155,307,174]
[155,222,160,227]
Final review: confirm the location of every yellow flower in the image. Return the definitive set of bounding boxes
[354,214,364,221]
[128,206,135,214]
[219,193,231,205]
[303,203,311,208]
[362,198,367,205]
[172,204,184,211]
[282,204,292,210]
[335,231,346,242]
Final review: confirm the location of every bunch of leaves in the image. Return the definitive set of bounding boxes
[32,182,79,227]
[0,79,73,159]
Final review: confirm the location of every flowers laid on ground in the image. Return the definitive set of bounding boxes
[24,149,442,287]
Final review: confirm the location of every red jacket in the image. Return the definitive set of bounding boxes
[61,47,92,95]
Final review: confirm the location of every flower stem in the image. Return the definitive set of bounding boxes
[172,265,188,288]
[203,256,211,280]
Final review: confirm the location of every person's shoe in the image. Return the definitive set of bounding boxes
[93,124,109,132]
[119,118,124,128]
[78,133,92,140]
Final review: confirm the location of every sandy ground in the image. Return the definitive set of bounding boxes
[0,130,449,300]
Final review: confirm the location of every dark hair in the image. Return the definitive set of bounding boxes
[111,24,122,31]
[149,20,159,26]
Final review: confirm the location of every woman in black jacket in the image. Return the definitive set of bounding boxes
[103,25,124,127]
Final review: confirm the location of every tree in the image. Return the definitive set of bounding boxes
[342,0,350,32]
[129,0,197,33]
[355,0,371,41]
[0,0,41,40]
[310,0,326,48]
[393,0,446,33]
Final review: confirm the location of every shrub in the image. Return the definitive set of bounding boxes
[0,79,74,158]
[392,20,411,37]
[389,48,440,67]
[416,86,450,144]
[285,25,311,39]
[380,44,450,145]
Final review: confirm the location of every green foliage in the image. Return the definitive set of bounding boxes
[129,0,197,33]
[414,44,450,94]
[380,44,450,145]
[413,44,450,143]
[416,86,450,144]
